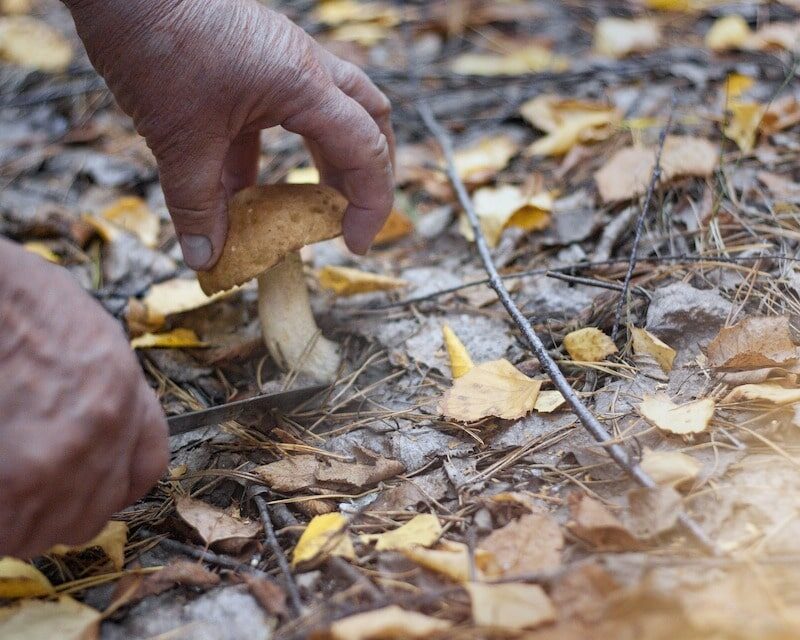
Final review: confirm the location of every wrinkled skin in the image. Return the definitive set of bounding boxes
[0,239,168,557]
[66,0,395,268]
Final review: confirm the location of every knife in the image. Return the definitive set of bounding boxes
[167,385,325,436]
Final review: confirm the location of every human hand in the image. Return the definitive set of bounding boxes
[65,0,395,269]
[0,239,168,558]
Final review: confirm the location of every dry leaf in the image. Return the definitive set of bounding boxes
[706,15,751,50]
[451,43,569,76]
[452,135,519,186]
[746,20,800,52]
[631,327,676,373]
[707,316,799,370]
[645,0,692,10]
[330,22,388,46]
[292,513,355,567]
[315,456,405,490]
[0,558,54,599]
[175,497,261,552]
[639,394,715,435]
[113,560,221,605]
[254,455,320,493]
[640,449,701,490]
[724,101,766,152]
[49,521,128,571]
[99,197,160,248]
[373,209,414,245]
[0,597,101,640]
[521,95,620,156]
[568,494,641,551]
[439,359,542,422]
[442,324,474,378]
[726,73,754,100]
[623,486,682,539]
[0,0,32,15]
[23,241,59,263]
[329,605,451,640]
[360,514,442,551]
[130,328,206,349]
[466,582,556,630]
[761,95,800,134]
[534,390,566,413]
[134,277,234,332]
[459,184,552,246]
[242,574,288,618]
[563,327,618,362]
[402,540,496,583]
[478,512,563,577]
[595,136,718,202]
[318,265,408,296]
[0,16,72,72]
[723,383,800,405]
[595,18,660,59]
[314,0,401,27]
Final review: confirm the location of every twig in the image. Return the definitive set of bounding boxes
[611,94,677,340]
[417,100,721,556]
[545,271,651,299]
[253,494,304,617]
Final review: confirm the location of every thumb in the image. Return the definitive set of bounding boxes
[156,138,229,271]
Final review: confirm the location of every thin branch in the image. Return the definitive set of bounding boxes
[417,100,720,556]
[545,271,651,299]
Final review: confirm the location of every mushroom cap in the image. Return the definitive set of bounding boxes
[197,184,348,294]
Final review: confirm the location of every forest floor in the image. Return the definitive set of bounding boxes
[4,0,800,639]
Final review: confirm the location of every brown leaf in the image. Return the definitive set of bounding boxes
[466,582,556,631]
[622,486,682,539]
[329,605,452,640]
[567,494,641,551]
[707,316,799,370]
[112,560,220,604]
[479,512,563,578]
[254,455,319,493]
[241,574,288,617]
[254,454,405,493]
[315,456,405,489]
[175,497,261,552]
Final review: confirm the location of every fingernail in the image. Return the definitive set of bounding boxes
[179,234,212,269]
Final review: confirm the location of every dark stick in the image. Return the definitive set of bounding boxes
[417,100,720,556]
[545,271,651,299]
[611,94,677,340]
[253,494,304,616]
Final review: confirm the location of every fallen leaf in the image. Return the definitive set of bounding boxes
[0,16,72,72]
[254,455,320,493]
[478,512,563,577]
[726,73,754,100]
[175,497,261,553]
[318,265,408,296]
[466,582,556,630]
[724,101,766,152]
[707,316,799,370]
[0,597,101,640]
[130,328,206,349]
[23,241,59,263]
[292,513,355,567]
[563,327,618,362]
[452,134,519,186]
[645,0,692,10]
[442,324,474,378]
[360,514,442,551]
[521,95,620,156]
[49,521,128,571]
[402,540,496,583]
[595,18,661,59]
[640,449,701,490]
[706,15,751,51]
[534,390,566,413]
[112,560,220,605]
[631,327,676,373]
[761,94,800,134]
[314,0,401,27]
[639,394,715,435]
[595,136,718,202]
[329,605,451,640]
[723,383,800,405]
[373,209,414,245]
[459,184,552,246]
[99,197,160,248]
[623,486,682,539]
[315,456,405,490]
[241,574,288,617]
[568,494,641,551]
[330,22,388,46]
[134,277,234,332]
[439,359,542,422]
[451,43,569,76]
[0,558,54,599]
[0,0,32,15]
[746,20,800,52]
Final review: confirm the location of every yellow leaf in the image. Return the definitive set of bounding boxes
[286,166,320,184]
[318,265,408,296]
[0,0,32,15]
[645,0,692,10]
[439,359,542,422]
[82,214,121,243]
[99,197,160,248]
[292,513,355,568]
[442,324,474,379]
[402,540,495,583]
[329,605,451,640]
[314,0,401,27]
[49,521,128,572]
[0,16,71,72]
[459,184,552,247]
[724,101,766,152]
[639,394,715,435]
[726,73,754,100]
[132,277,235,332]
[534,390,566,413]
[130,328,206,349]
[563,327,618,362]
[724,383,800,405]
[0,558,54,599]
[706,15,751,51]
[360,514,442,551]
[466,583,556,630]
[595,18,661,59]
[373,209,414,246]
[23,242,59,264]
[521,95,620,156]
[452,135,519,185]
[631,327,676,373]
[0,597,101,640]
[640,449,701,489]
[451,43,569,76]
[330,22,388,46]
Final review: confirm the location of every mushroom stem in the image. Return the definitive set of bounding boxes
[257,251,341,383]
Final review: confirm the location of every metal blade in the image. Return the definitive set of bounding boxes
[167,385,325,436]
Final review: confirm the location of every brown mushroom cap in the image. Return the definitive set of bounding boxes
[197,184,348,295]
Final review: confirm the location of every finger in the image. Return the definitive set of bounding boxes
[156,136,229,270]
[126,385,169,504]
[222,131,261,196]
[283,85,394,255]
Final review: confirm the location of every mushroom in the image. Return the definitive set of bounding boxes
[198,184,348,383]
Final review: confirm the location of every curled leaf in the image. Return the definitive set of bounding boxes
[318,265,408,297]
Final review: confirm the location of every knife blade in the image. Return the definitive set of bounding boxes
[167,385,325,436]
